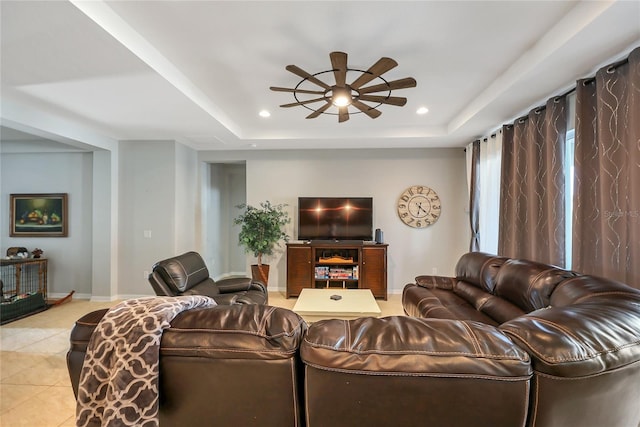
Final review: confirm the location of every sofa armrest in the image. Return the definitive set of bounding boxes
[67,309,109,398]
[216,277,267,294]
[414,275,456,290]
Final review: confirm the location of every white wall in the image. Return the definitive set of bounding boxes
[118,141,177,297]
[201,148,470,295]
[1,152,93,296]
[175,142,198,253]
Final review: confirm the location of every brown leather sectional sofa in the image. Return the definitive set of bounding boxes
[67,252,640,427]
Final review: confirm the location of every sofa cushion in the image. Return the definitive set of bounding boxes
[454,281,526,324]
[455,251,507,293]
[494,259,577,312]
[403,284,498,325]
[153,251,210,293]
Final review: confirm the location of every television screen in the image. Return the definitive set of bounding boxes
[298,197,373,241]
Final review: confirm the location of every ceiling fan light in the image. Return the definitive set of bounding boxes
[332,95,351,107]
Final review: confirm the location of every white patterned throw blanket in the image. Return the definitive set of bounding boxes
[76,296,216,427]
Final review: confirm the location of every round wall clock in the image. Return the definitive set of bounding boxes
[397,185,441,228]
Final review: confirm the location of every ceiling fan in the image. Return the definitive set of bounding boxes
[270,51,417,123]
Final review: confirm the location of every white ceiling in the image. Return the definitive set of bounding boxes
[1,0,639,151]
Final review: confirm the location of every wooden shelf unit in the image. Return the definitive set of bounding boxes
[286,242,387,299]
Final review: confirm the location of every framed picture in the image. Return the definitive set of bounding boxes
[10,193,68,237]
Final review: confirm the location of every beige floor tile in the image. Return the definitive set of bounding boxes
[0,385,75,427]
[58,414,77,427]
[0,352,48,380]
[0,384,46,413]
[1,328,56,352]
[19,330,70,354]
[3,354,69,386]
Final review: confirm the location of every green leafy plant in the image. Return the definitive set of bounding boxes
[234,201,291,266]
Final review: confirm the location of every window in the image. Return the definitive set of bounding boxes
[564,128,575,269]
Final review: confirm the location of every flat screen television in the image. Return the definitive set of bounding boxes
[298,197,373,241]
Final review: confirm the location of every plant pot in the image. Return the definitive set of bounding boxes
[251,264,270,287]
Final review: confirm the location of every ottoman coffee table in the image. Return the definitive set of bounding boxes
[292,288,382,323]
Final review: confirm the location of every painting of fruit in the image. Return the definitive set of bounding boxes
[10,193,68,237]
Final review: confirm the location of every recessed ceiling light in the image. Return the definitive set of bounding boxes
[416,107,429,115]
[249,143,257,148]
[259,110,271,118]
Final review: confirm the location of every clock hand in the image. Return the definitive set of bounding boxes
[415,202,423,215]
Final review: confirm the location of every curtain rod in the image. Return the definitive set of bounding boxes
[469,50,633,139]
[573,56,630,88]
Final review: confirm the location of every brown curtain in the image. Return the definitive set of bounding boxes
[469,140,480,251]
[498,96,567,266]
[573,47,640,288]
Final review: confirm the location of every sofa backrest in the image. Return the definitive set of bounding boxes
[449,252,526,324]
[152,251,210,294]
[494,258,577,312]
[455,251,507,293]
[550,274,640,307]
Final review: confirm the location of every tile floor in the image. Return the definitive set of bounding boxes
[0,292,404,426]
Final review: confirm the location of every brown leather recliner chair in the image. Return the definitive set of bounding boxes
[148,251,267,305]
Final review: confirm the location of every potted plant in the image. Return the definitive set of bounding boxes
[234,201,291,286]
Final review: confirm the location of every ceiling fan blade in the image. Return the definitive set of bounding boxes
[358,77,417,94]
[358,95,407,106]
[285,65,331,90]
[338,106,349,123]
[330,51,348,87]
[350,57,398,89]
[352,100,382,119]
[306,102,332,119]
[270,86,326,95]
[280,97,327,108]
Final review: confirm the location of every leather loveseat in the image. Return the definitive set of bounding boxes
[67,252,640,427]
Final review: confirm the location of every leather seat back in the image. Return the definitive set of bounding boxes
[152,251,210,294]
[452,252,521,323]
[494,259,577,312]
[454,251,507,292]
